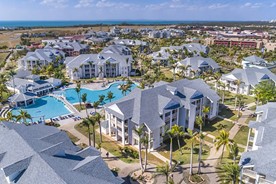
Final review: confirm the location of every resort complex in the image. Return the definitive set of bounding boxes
[1,12,276,184]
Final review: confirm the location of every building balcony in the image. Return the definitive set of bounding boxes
[259,178,274,184]
[243,169,257,179]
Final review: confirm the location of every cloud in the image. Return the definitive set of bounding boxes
[208,3,229,9]
[40,0,68,8]
[270,3,276,7]
[242,2,262,8]
[75,0,94,8]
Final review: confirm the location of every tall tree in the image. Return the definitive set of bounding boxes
[15,110,32,124]
[195,116,204,174]
[81,93,88,117]
[141,133,150,171]
[202,106,210,126]
[106,91,114,102]
[7,70,16,94]
[171,124,184,154]
[217,163,241,184]
[98,95,105,105]
[93,101,100,112]
[253,80,276,105]
[212,72,222,92]
[6,111,15,122]
[185,129,198,175]
[89,115,97,147]
[156,162,178,184]
[119,84,131,96]
[94,112,103,143]
[228,142,239,163]
[133,124,145,173]
[75,82,82,110]
[233,79,242,110]
[215,130,230,163]
[166,129,175,168]
[82,118,92,146]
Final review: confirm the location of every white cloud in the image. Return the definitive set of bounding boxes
[242,2,262,8]
[270,3,276,7]
[40,0,68,8]
[75,0,94,8]
[208,3,229,9]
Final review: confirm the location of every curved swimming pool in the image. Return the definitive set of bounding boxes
[64,82,137,104]
[11,96,71,122]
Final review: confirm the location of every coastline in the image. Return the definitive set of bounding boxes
[0,20,273,29]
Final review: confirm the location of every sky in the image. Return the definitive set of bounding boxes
[0,0,276,21]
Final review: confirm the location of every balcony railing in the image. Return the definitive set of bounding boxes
[243,169,257,178]
[259,178,274,184]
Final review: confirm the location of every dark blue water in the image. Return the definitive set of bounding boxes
[0,20,220,28]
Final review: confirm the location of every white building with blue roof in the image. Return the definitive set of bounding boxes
[103,79,220,150]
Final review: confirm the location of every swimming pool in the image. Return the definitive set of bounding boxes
[11,96,71,122]
[64,82,137,104]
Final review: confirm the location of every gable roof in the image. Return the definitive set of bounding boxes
[104,79,219,131]
[221,67,276,87]
[179,56,220,71]
[0,122,123,184]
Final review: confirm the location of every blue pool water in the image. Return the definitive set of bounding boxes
[64,82,137,104]
[12,96,71,122]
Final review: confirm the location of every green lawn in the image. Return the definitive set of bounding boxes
[219,108,241,121]
[158,137,210,165]
[75,122,163,165]
[203,118,234,137]
[233,126,249,146]
[223,91,256,106]
[245,117,256,124]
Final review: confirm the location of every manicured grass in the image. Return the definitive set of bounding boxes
[160,67,173,79]
[219,108,241,121]
[158,138,210,165]
[202,118,234,137]
[203,135,214,144]
[75,122,163,165]
[233,126,249,146]
[245,117,256,124]
[223,91,255,106]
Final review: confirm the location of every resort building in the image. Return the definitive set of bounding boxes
[101,45,132,56]
[242,55,276,69]
[220,67,276,95]
[113,39,148,51]
[20,48,65,70]
[0,122,123,184]
[240,103,276,184]
[177,56,221,78]
[150,49,172,66]
[103,79,220,150]
[64,53,133,80]
[6,73,61,107]
[45,41,89,57]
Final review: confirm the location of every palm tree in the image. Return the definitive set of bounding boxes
[6,111,15,122]
[7,70,16,94]
[156,162,178,184]
[16,110,32,124]
[75,82,82,110]
[94,112,103,143]
[177,65,191,78]
[89,115,97,147]
[141,133,149,171]
[171,124,184,154]
[219,81,227,104]
[106,91,114,102]
[228,142,239,163]
[217,163,241,184]
[185,129,198,175]
[170,63,178,81]
[81,93,88,117]
[236,94,244,118]
[82,118,92,146]
[133,124,145,173]
[119,84,131,96]
[93,101,100,112]
[195,116,204,174]
[233,79,242,110]
[202,106,210,126]
[215,130,230,163]
[98,95,105,105]
[212,72,222,92]
[166,129,175,168]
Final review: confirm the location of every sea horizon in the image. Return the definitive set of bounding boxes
[0,20,269,28]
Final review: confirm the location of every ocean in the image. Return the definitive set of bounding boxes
[0,20,229,28]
